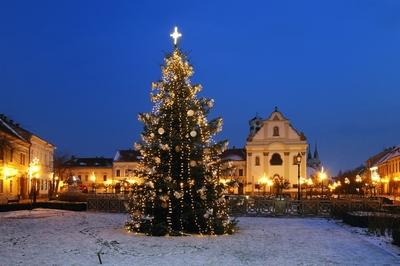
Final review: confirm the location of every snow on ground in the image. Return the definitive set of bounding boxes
[0,209,399,266]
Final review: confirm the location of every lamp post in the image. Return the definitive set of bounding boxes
[296,153,302,200]
[28,158,40,204]
[319,167,327,197]
[259,174,269,196]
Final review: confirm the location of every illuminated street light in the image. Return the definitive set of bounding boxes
[296,153,302,200]
[319,166,327,196]
[28,158,41,203]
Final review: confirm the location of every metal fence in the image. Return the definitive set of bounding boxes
[227,196,382,217]
[87,194,382,216]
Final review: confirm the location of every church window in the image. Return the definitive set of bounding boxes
[239,169,244,176]
[270,153,283,165]
[273,126,279,136]
[255,156,260,166]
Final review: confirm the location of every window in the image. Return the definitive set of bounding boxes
[44,180,48,190]
[116,169,120,177]
[9,180,12,193]
[20,153,25,165]
[273,126,279,136]
[10,149,13,162]
[0,179,3,193]
[103,175,107,181]
[40,180,44,190]
[270,153,283,165]
[85,175,88,182]
[239,169,244,176]
[255,156,260,166]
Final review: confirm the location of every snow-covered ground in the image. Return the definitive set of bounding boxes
[0,209,399,265]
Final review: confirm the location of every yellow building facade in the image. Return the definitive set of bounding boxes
[0,114,55,200]
[61,157,113,192]
[375,146,400,195]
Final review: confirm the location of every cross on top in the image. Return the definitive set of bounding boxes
[170,26,182,46]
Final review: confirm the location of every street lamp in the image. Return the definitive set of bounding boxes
[319,166,327,197]
[258,174,269,196]
[28,158,41,203]
[296,153,302,200]
[90,172,96,193]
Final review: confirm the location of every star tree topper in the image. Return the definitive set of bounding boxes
[170,26,182,46]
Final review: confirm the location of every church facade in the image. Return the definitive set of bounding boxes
[221,107,318,195]
[245,107,308,195]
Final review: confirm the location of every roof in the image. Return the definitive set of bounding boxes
[221,148,246,161]
[366,147,396,167]
[114,150,141,162]
[63,157,113,168]
[0,114,54,146]
[0,115,28,142]
[376,146,400,165]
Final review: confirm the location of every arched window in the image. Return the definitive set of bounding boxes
[273,126,279,136]
[255,156,260,166]
[270,153,283,165]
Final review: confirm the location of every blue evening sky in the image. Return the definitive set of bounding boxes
[1,0,399,175]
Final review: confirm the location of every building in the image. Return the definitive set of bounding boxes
[113,149,141,186]
[365,147,396,194]
[244,107,308,195]
[0,114,55,199]
[220,148,246,194]
[373,146,400,195]
[61,157,113,192]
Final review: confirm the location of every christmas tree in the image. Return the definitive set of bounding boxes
[126,27,236,236]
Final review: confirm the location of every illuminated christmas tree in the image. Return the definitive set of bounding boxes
[126,27,236,236]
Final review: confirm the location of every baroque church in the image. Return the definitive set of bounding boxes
[221,107,321,195]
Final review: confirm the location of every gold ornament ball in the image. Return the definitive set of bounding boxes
[187,110,194,116]
[158,128,165,135]
[190,130,197,137]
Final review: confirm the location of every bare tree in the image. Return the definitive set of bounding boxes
[49,153,70,199]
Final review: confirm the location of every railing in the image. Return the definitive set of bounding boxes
[227,195,382,217]
[86,194,382,216]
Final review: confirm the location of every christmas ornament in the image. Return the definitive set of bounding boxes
[190,130,197,137]
[187,109,194,116]
[190,160,197,167]
[175,145,181,152]
[174,191,183,199]
[158,128,165,135]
